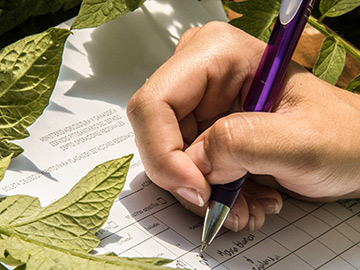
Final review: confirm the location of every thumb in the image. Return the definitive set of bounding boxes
[186,112,306,185]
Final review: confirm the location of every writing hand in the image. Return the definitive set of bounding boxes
[127,22,360,232]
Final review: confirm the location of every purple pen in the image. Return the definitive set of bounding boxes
[200,0,314,252]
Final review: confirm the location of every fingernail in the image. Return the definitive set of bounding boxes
[257,198,281,214]
[185,141,211,174]
[247,214,255,232]
[226,212,239,232]
[176,187,205,207]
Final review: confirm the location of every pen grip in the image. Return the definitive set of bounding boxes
[209,173,247,208]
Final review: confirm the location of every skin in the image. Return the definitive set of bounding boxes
[126,21,360,232]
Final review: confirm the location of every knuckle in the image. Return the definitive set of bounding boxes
[176,27,199,50]
[200,21,234,35]
[210,117,238,158]
[126,91,156,131]
[221,117,239,157]
[230,115,257,165]
[126,93,139,118]
[126,91,145,122]
[127,82,162,122]
[210,115,255,166]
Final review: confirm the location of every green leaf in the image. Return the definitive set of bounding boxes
[116,257,172,266]
[0,27,70,181]
[0,155,133,253]
[0,141,23,159]
[0,0,82,35]
[0,27,70,141]
[0,155,175,269]
[312,36,346,85]
[258,27,273,43]
[71,0,146,30]
[0,195,41,226]
[228,0,281,42]
[0,0,37,36]
[100,252,170,264]
[0,154,12,181]
[0,236,172,270]
[0,140,23,182]
[346,74,360,94]
[319,0,360,18]
[36,0,83,15]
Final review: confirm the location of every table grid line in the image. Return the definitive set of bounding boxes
[267,208,360,269]
[210,200,323,267]
[315,241,360,270]
[116,227,171,256]
[210,200,360,270]
[99,200,178,242]
[100,193,360,270]
[151,210,228,269]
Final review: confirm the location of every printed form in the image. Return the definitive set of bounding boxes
[1,0,359,269]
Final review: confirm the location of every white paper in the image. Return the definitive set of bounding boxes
[1,1,359,269]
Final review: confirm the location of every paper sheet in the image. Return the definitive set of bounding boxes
[1,0,359,269]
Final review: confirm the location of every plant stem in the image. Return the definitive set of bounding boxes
[308,16,360,62]
[317,14,326,24]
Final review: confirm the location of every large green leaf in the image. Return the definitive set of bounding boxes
[346,74,360,94]
[319,0,360,18]
[71,0,146,29]
[0,235,172,270]
[0,156,172,269]
[0,27,70,141]
[0,27,70,181]
[0,194,40,226]
[0,155,133,253]
[0,0,82,35]
[312,36,346,85]
[228,0,280,42]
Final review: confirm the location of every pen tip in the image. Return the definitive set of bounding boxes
[200,241,208,253]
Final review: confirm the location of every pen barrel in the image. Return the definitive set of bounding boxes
[209,174,246,208]
[243,0,314,112]
[203,1,315,249]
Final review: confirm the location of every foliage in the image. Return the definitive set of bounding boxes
[72,0,146,29]
[228,0,280,42]
[346,74,360,93]
[0,155,173,269]
[0,2,179,268]
[227,0,360,89]
[0,27,70,180]
[318,0,360,19]
[0,0,147,183]
[0,0,82,36]
[312,36,346,85]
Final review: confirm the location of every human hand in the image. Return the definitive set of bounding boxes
[127,22,360,232]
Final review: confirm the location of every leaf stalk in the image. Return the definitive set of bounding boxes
[308,16,360,62]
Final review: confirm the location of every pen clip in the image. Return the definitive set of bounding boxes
[279,0,303,25]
